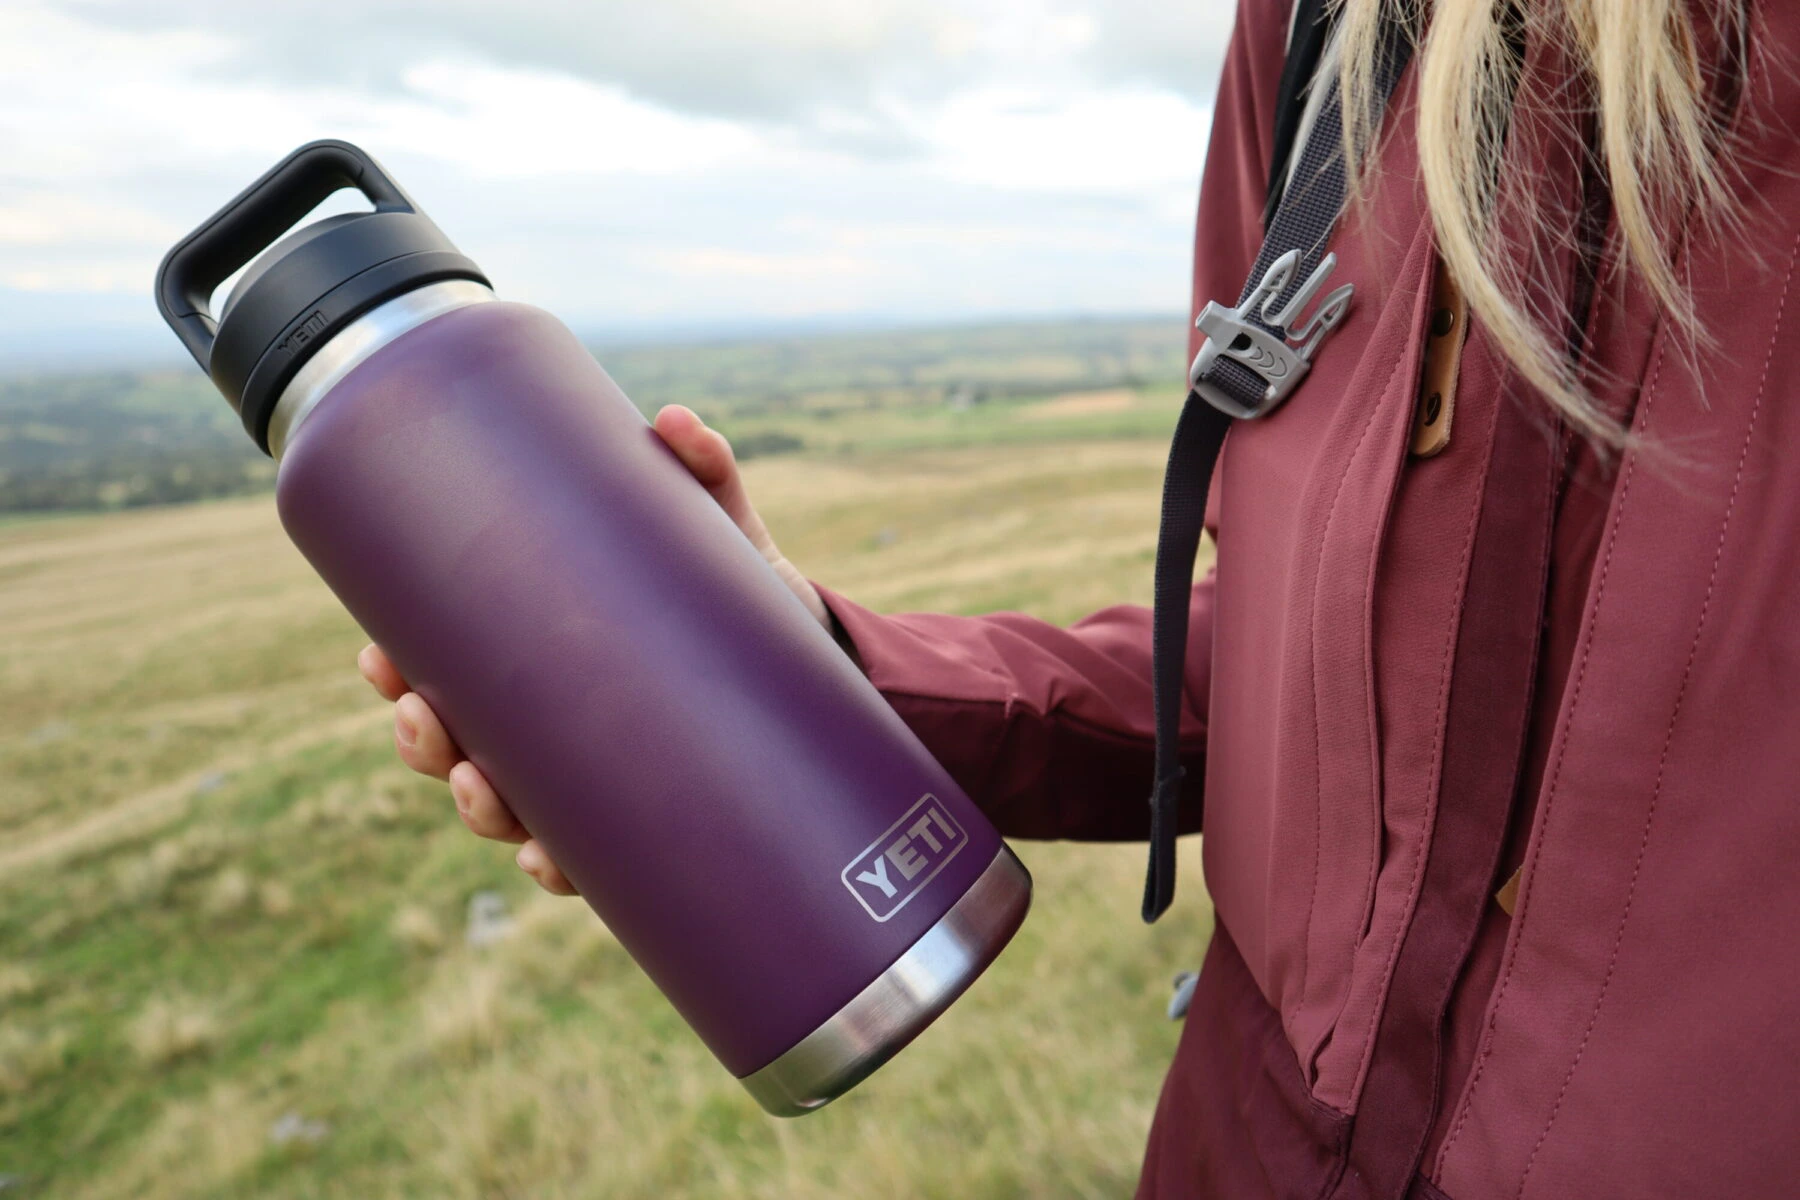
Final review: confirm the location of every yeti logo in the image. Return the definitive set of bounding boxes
[841,795,967,922]
[1189,247,1354,420]
[277,309,329,358]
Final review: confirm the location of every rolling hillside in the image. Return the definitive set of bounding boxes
[0,323,1215,1198]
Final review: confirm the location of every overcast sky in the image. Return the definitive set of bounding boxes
[0,1,1232,367]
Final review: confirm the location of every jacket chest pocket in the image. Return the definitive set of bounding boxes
[1200,220,1500,1111]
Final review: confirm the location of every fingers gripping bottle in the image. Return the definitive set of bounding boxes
[153,141,1030,1115]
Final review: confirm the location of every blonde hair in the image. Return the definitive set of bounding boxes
[1337,0,1742,442]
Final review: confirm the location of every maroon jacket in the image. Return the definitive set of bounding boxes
[819,2,1800,1196]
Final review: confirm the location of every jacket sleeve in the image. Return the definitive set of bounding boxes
[817,580,1212,842]
[807,1,1286,843]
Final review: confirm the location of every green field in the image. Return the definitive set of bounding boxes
[0,328,1215,1198]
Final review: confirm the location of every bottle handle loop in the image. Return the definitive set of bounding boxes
[154,140,417,369]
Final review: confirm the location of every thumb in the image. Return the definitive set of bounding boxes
[652,405,777,554]
[652,404,830,631]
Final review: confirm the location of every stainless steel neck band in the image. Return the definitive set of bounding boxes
[266,279,496,460]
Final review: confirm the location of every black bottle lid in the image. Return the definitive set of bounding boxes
[154,140,489,455]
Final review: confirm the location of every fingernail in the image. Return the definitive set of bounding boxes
[396,711,417,749]
[515,846,536,875]
[450,774,469,818]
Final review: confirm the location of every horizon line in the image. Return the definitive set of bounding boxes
[0,308,1191,378]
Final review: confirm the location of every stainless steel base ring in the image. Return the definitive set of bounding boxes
[740,844,1032,1117]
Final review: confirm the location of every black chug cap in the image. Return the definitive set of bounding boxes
[154,140,489,455]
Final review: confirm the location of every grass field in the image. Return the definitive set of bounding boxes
[0,379,1214,1198]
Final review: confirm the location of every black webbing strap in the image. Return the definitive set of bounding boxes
[1143,7,1414,922]
[1265,0,1337,229]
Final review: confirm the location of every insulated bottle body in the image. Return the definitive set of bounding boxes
[271,289,1029,1110]
[153,141,1030,1115]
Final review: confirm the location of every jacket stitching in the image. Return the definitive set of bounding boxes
[1438,16,1768,1163]
[1421,206,1624,1185]
[1509,226,1796,1199]
[1291,346,1408,1039]
[1435,331,1665,1169]
[1342,327,1499,1108]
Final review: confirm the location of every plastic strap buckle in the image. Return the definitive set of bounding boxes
[1188,248,1355,420]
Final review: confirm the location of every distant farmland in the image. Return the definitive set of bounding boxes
[0,316,1186,514]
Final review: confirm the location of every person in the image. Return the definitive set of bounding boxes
[357,0,1800,1195]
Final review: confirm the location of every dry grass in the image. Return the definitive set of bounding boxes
[1021,388,1140,419]
[127,995,226,1069]
[421,965,530,1066]
[0,1024,69,1096]
[201,867,256,916]
[0,398,1215,1198]
[389,903,448,954]
[0,964,43,1005]
[78,1083,272,1200]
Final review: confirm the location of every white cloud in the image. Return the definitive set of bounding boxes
[922,86,1209,194]
[0,195,177,249]
[0,0,1231,364]
[372,62,767,178]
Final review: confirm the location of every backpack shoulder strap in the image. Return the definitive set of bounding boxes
[1142,2,1413,922]
[1265,0,1339,225]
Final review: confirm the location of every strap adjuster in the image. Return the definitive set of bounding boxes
[1189,248,1354,420]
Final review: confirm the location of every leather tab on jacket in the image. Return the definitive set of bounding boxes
[1412,257,1469,458]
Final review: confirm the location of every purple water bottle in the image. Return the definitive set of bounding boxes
[153,141,1030,1115]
